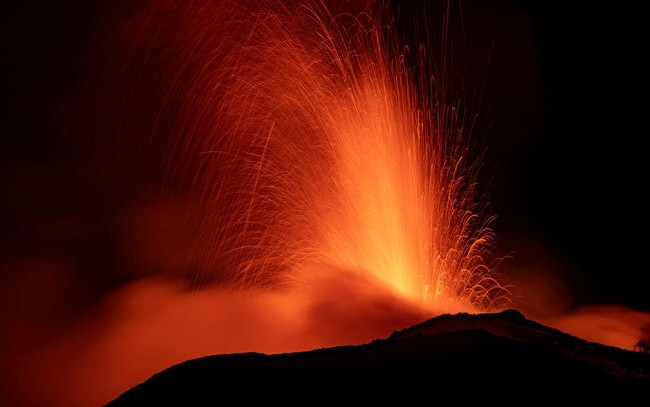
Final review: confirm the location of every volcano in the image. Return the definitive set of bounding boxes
[110,310,649,404]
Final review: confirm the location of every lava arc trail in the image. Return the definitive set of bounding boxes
[170,0,508,312]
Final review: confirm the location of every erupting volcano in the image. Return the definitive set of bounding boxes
[2,0,650,405]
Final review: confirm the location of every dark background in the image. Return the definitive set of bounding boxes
[487,0,647,310]
[1,0,648,316]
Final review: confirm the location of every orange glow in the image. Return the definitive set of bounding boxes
[543,306,650,351]
[174,0,508,312]
[2,276,428,406]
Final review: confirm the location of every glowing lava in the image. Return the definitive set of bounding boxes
[173,0,508,311]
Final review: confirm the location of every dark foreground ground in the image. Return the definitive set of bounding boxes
[110,310,650,404]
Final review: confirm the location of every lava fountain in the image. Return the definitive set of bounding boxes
[171,0,508,312]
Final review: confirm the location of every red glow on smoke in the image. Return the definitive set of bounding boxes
[2,275,427,406]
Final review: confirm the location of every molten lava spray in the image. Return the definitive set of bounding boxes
[173,0,508,312]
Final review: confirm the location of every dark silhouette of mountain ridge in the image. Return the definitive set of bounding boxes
[110,310,650,405]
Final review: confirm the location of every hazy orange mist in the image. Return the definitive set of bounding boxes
[543,306,650,351]
[1,273,427,406]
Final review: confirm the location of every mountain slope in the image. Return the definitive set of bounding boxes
[110,310,650,404]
